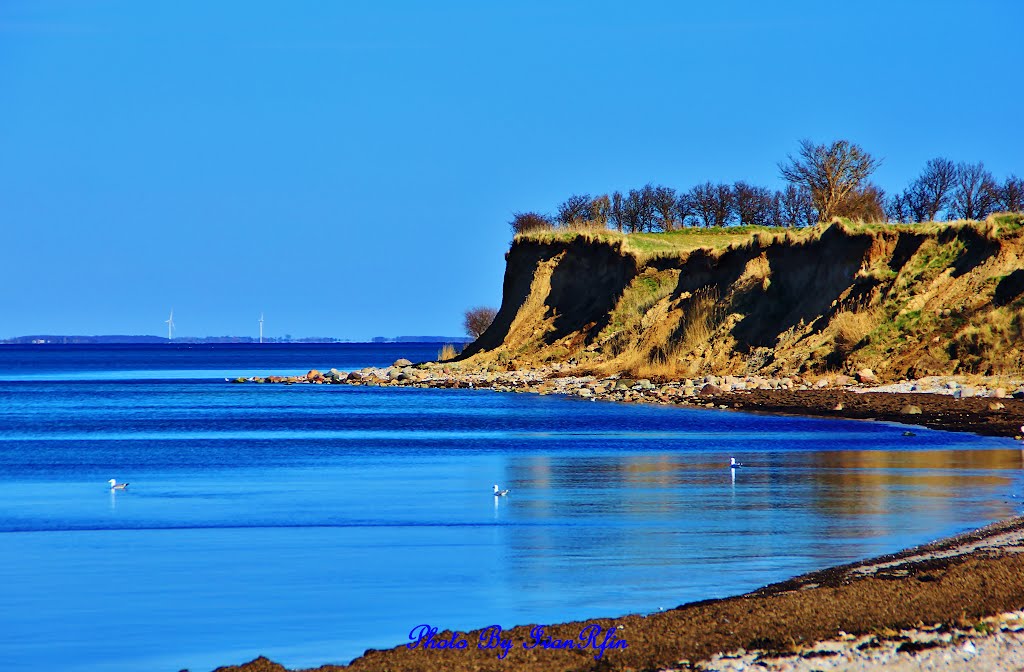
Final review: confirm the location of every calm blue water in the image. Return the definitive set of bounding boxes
[0,344,1021,672]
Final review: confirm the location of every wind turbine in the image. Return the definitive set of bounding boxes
[259,312,264,344]
[165,309,175,341]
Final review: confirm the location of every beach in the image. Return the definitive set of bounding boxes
[253,362,1024,439]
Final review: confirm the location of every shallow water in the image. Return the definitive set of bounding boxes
[0,345,1021,671]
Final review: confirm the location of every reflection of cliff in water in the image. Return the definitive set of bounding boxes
[498,445,1022,606]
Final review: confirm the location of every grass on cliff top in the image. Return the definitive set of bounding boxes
[515,213,1024,260]
[517,225,790,256]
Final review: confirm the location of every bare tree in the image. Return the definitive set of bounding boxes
[463,307,497,339]
[779,139,881,221]
[949,162,999,220]
[608,191,624,232]
[687,182,734,227]
[779,184,817,227]
[556,194,592,227]
[624,185,656,232]
[886,192,911,223]
[1002,175,1024,213]
[835,183,886,221]
[765,191,784,227]
[509,211,552,235]
[651,185,679,231]
[733,181,774,226]
[589,194,611,228]
[903,157,957,222]
[674,191,696,227]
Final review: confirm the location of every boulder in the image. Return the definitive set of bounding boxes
[306,369,321,381]
[989,401,1006,411]
[855,369,878,384]
[834,374,854,386]
[346,371,363,381]
[900,404,923,415]
[1013,388,1024,400]
[393,358,413,367]
[994,388,1007,399]
[698,383,724,397]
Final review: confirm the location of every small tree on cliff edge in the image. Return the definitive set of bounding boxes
[464,307,497,339]
[779,139,881,222]
[510,212,552,235]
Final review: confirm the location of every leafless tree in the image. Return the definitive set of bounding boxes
[949,162,999,220]
[624,185,656,232]
[608,191,624,232]
[674,191,696,227]
[589,194,611,228]
[651,185,679,231]
[733,181,775,226]
[1002,175,1024,213]
[556,194,592,227]
[765,191,784,227]
[509,212,552,235]
[834,183,886,221]
[904,157,957,222]
[779,184,817,227]
[778,139,881,221]
[886,192,911,223]
[463,307,498,339]
[686,182,734,227]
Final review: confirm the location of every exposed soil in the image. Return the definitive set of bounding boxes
[718,389,1024,438]
[212,517,1024,672]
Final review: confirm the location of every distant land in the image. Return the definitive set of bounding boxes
[0,335,473,345]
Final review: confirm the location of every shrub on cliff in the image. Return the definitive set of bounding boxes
[510,212,553,235]
[464,307,497,339]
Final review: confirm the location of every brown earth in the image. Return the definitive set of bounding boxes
[460,216,1024,382]
[718,389,1024,438]
[213,518,1024,672]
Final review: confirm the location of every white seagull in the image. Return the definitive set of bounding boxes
[730,457,744,468]
[493,484,510,496]
[108,478,129,490]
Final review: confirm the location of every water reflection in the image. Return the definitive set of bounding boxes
[503,445,1023,606]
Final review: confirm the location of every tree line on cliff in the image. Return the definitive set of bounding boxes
[511,140,1024,234]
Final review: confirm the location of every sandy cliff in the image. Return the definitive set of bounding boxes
[461,215,1024,382]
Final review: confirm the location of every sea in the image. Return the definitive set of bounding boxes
[0,343,1021,672]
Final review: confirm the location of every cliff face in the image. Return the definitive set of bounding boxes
[461,215,1024,381]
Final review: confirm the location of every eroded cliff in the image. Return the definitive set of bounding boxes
[461,215,1024,381]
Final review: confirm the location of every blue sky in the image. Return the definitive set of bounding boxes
[2,1,1022,340]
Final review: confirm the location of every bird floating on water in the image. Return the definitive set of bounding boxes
[729,457,744,468]
[108,479,129,490]
[493,484,510,496]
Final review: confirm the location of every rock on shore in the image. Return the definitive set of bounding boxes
[230,360,1024,438]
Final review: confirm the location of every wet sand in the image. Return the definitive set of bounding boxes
[721,388,1024,438]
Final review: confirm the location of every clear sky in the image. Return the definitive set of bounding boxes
[2,1,1022,340]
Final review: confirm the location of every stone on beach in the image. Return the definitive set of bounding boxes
[856,368,878,384]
